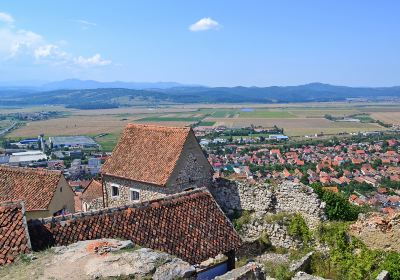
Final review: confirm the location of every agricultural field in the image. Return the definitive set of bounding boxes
[238,109,295,118]
[0,120,13,129]
[206,117,384,136]
[2,101,399,150]
[370,112,400,125]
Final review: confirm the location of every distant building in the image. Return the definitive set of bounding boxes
[101,124,213,207]
[49,136,99,149]
[8,150,47,166]
[268,134,289,141]
[10,138,39,149]
[0,166,75,219]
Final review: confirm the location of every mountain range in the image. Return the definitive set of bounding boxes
[0,80,399,109]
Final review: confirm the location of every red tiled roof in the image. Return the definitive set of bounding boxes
[322,186,339,193]
[82,179,103,202]
[0,201,31,265]
[102,124,192,186]
[28,188,242,264]
[0,166,62,211]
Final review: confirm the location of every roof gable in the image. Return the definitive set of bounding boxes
[102,124,192,186]
[82,179,103,201]
[0,166,62,211]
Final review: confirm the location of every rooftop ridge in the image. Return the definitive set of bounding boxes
[0,165,62,176]
[126,123,191,131]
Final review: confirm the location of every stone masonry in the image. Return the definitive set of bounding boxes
[209,179,326,229]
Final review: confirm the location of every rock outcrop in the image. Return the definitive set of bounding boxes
[214,262,266,280]
[43,239,195,279]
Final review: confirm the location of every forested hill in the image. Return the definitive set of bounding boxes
[1,83,400,108]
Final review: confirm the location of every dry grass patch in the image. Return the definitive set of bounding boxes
[210,117,385,136]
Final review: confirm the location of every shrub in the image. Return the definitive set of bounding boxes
[288,214,312,245]
[264,262,294,280]
[311,183,362,221]
[232,210,252,232]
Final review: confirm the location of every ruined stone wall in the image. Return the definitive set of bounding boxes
[209,179,326,229]
[209,179,275,214]
[274,182,326,229]
[0,201,31,265]
[239,213,302,250]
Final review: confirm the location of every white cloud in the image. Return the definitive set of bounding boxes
[189,17,220,32]
[74,54,111,67]
[0,12,14,24]
[72,19,97,30]
[0,28,42,57]
[34,44,58,58]
[0,11,111,68]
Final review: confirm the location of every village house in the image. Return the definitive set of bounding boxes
[80,179,104,211]
[101,124,214,207]
[0,166,75,219]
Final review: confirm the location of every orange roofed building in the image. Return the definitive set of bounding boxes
[0,166,75,219]
[101,124,214,207]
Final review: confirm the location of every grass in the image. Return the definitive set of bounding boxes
[197,121,216,126]
[211,110,237,118]
[136,116,203,122]
[94,133,121,152]
[239,110,295,118]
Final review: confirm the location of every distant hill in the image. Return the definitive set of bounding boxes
[41,79,190,90]
[0,82,399,108]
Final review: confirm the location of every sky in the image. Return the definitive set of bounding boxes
[0,0,399,87]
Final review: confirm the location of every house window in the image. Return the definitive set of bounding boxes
[111,185,120,197]
[130,188,140,201]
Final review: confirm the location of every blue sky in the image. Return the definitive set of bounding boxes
[0,0,399,86]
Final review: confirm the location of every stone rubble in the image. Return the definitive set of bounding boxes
[289,252,314,273]
[292,271,330,280]
[214,262,266,280]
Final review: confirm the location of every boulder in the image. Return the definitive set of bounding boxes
[214,262,265,280]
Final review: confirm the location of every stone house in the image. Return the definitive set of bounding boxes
[81,179,104,211]
[101,124,213,207]
[0,166,75,220]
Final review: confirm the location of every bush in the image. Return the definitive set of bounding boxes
[311,221,400,280]
[288,214,312,245]
[232,210,252,232]
[380,252,400,280]
[311,183,362,221]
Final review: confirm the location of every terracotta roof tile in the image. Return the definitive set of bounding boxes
[102,124,191,186]
[0,201,31,265]
[28,188,242,264]
[82,179,103,202]
[0,166,62,211]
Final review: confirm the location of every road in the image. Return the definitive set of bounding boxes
[0,122,17,137]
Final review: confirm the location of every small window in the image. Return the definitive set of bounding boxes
[112,185,120,197]
[130,189,140,201]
